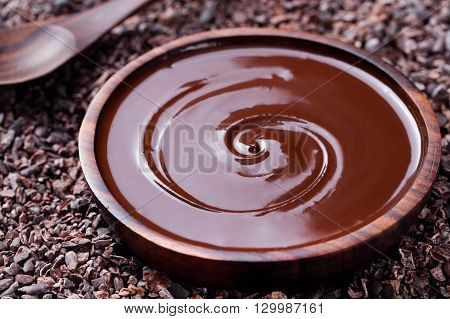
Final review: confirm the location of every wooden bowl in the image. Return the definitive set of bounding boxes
[79,28,440,288]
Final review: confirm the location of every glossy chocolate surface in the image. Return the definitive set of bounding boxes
[96,43,421,251]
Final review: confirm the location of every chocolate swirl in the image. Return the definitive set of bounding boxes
[146,111,342,215]
[97,44,421,249]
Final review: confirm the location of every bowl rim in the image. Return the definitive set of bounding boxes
[79,28,441,263]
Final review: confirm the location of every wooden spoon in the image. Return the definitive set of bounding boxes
[0,0,150,85]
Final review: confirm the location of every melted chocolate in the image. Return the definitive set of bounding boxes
[96,44,421,250]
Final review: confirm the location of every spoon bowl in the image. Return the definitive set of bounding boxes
[0,0,150,85]
[0,24,76,85]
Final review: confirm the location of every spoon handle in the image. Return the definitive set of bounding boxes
[59,0,151,50]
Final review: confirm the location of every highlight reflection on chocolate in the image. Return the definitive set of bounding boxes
[96,44,421,250]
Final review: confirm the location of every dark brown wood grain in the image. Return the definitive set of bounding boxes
[79,28,441,288]
[0,0,150,85]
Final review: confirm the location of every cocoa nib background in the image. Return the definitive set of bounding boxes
[0,0,449,299]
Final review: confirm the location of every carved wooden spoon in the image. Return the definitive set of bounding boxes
[0,0,150,85]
